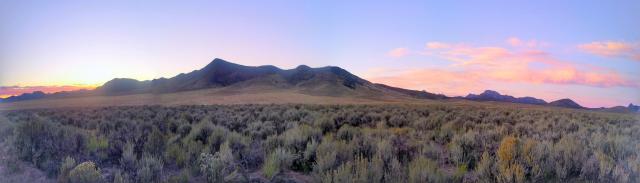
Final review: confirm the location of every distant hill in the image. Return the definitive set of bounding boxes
[465,90,547,105]
[548,98,583,109]
[0,58,446,103]
[629,103,640,112]
[0,58,635,111]
[597,103,640,113]
[0,91,47,103]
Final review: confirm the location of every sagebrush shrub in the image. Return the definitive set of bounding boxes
[68,161,104,183]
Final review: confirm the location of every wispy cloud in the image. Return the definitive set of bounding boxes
[370,40,638,95]
[578,41,640,61]
[506,37,548,48]
[366,68,484,96]
[0,85,96,98]
[386,47,410,57]
[425,41,636,87]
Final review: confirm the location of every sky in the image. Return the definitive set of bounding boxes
[1,0,639,107]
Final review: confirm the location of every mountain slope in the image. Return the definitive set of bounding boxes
[96,78,151,95]
[0,58,631,111]
[373,84,447,99]
[0,58,447,103]
[94,58,376,96]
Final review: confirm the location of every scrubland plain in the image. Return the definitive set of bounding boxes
[1,102,638,183]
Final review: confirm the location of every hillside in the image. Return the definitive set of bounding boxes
[2,58,446,105]
[3,58,636,111]
[95,58,374,95]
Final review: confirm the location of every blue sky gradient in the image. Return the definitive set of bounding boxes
[1,0,639,107]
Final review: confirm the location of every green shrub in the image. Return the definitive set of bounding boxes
[263,148,296,179]
[112,170,131,183]
[119,142,137,173]
[68,161,104,183]
[167,170,190,183]
[0,115,14,142]
[387,115,409,127]
[476,151,496,183]
[449,131,479,168]
[553,135,585,180]
[3,104,639,182]
[177,125,192,137]
[336,125,360,142]
[166,143,187,167]
[86,134,109,153]
[136,155,163,183]
[143,129,166,156]
[314,115,335,133]
[314,136,353,173]
[408,156,443,183]
[353,155,383,183]
[199,153,225,183]
[58,156,76,183]
[283,124,321,152]
[199,141,235,183]
[385,158,406,183]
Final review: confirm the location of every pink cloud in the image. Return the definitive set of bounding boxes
[578,41,640,61]
[366,68,485,96]
[424,41,636,87]
[386,47,410,57]
[371,41,637,96]
[0,85,96,98]
[506,37,547,48]
[426,42,454,49]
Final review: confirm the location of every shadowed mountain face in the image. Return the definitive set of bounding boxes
[87,58,446,100]
[465,90,547,105]
[548,99,583,109]
[2,58,630,111]
[99,58,371,94]
[0,58,447,104]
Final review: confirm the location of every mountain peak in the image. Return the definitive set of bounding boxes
[481,90,501,95]
[628,103,640,112]
[204,58,239,68]
[295,65,312,70]
[549,98,583,109]
[465,89,547,105]
[212,58,229,63]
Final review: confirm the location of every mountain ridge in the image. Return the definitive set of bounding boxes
[465,90,547,105]
[1,58,634,111]
[96,58,374,95]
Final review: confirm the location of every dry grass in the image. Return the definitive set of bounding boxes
[0,88,413,110]
[0,87,610,115]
